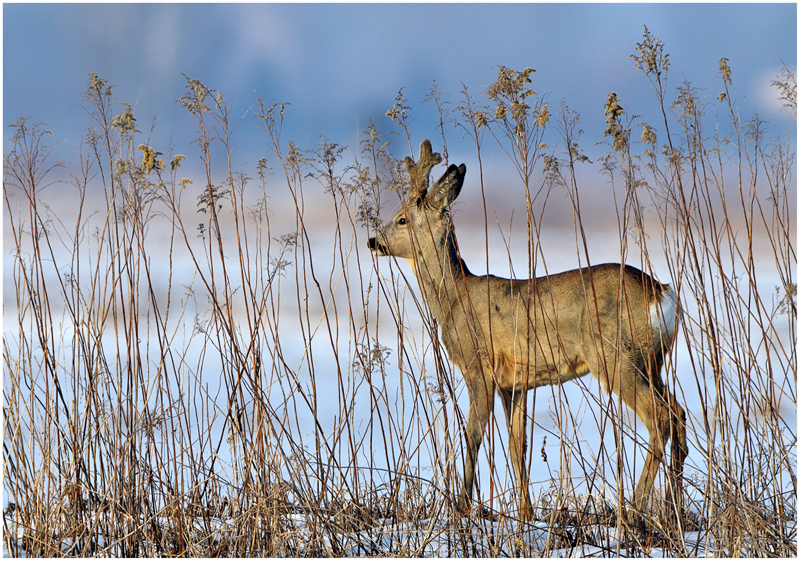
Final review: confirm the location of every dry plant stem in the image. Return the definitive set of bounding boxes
[3,42,795,557]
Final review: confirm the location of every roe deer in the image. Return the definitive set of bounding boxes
[368,140,688,519]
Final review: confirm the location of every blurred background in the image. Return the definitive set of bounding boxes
[4,3,795,167]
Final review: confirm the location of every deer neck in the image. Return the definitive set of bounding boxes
[412,223,472,323]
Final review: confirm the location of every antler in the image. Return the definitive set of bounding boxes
[404,139,442,197]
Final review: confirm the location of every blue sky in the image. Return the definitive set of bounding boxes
[4,3,796,170]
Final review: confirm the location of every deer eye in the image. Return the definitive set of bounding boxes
[397,217,407,225]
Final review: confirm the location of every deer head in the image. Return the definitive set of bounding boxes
[368,140,466,266]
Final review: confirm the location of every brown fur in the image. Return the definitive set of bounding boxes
[368,140,688,519]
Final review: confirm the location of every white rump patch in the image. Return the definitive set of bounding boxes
[650,286,679,343]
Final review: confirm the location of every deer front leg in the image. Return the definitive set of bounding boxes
[500,387,533,520]
[458,371,494,515]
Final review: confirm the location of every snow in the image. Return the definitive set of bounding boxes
[3,506,718,557]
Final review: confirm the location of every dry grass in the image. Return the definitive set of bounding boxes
[4,30,795,556]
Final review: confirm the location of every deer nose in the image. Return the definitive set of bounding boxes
[368,237,388,254]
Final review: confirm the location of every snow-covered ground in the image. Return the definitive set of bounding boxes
[3,506,720,558]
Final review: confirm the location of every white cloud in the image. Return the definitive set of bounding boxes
[753,64,797,119]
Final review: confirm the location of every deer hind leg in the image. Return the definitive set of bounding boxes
[670,394,688,477]
[667,388,688,516]
[592,350,672,513]
[631,384,688,517]
[617,357,687,514]
[635,350,688,517]
[629,372,670,513]
[458,370,494,515]
[499,387,533,520]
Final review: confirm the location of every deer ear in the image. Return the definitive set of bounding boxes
[430,164,466,207]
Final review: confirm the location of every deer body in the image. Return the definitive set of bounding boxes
[369,140,687,518]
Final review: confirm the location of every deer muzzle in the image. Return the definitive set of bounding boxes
[367,236,389,256]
